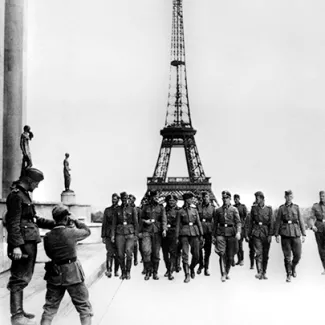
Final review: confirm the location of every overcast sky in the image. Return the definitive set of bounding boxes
[26,0,325,209]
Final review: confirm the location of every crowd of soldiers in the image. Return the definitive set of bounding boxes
[102,189,325,284]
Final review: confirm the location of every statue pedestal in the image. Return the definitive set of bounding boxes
[61,190,76,205]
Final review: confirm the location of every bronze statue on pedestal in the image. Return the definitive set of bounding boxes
[20,125,33,176]
[63,153,72,192]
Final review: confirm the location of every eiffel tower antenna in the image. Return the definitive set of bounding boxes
[147,0,217,203]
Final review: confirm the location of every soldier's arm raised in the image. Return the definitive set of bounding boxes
[71,219,91,242]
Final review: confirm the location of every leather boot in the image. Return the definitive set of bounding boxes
[153,262,159,280]
[144,262,150,281]
[114,257,119,277]
[225,260,231,280]
[262,259,268,279]
[168,261,175,280]
[20,291,35,319]
[190,263,196,279]
[219,256,226,282]
[126,259,132,280]
[255,261,263,280]
[292,263,297,278]
[80,316,92,325]
[250,258,254,269]
[204,258,210,276]
[10,291,36,325]
[285,261,292,282]
[134,245,138,266]
[40,317,52,325]
[176,256,181,272]
[105,257,113,278]
[183,263,190,283]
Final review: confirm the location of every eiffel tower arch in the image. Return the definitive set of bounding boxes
[147,0,217,204]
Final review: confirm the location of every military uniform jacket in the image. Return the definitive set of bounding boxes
[165,206,178,235]
[176,205,203,237]
[213,204,241,237]
[43,220,91,286]
[275,203,306,237]
[101,205,117,238]
[112,204,139,237]
[139,203,167,235]
[246,204,274,238]
[6,185,55,248]
[309,202,325,233]
[234,203,248,237]
[197,203,215,235]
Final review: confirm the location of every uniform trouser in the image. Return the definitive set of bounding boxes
[41,282,93,322]
[199,233,212,269]
[215,236,238,275]
[180,236,200,269]
[105,238,118,271]
[161,232,177,272]
[281,236,302,275]
[253,237,270,273]
[116,234,135,272]
[315,232,325,269]
[248,237,255,265]
[142,233,162,272]
[7,242,37,292]
[133,238,139,263]
[237,236,244,262]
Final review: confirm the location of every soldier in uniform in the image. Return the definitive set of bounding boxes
[175,192,203,283]
[101,193,120,278]
[40,205,93,325]
[161,195,179,280]
[275,190,306,282]
[138,197,148,274]
[128,194,140,266]
[233,194,248,266]
[213,191,241,282]
[6,167,55,325]
[309,191,325,274]
[197,191,215,276]
[246,191,274,280]
[112,192,138,280]
[139,190,167,280]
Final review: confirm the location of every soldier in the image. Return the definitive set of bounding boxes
[213,191,241,282]
[246,191,274,280]
[197,191,215,276]
[112,192,138,280]
[101,193,120,278]
[233,194,248,266]
[175,192,203,283]
[40,205,93,325]
[128,194,139,266]
[139,190,167,280]
[161,195,179,280]
[138,197,148,274]
[309,191,325,274]
[275,190,306,282]
[246,199,258,269]
[6,167,55,325]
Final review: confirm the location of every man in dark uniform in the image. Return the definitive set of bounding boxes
[40,205,93,325]
[112,192,138,280]
[176,192,203,283]
[6,167,55,325]
[197,191,215,276]
[233,194,248,266]
[128,194,140,266]
[275,190,306,282]
[101,193,120,278]
[138,197,148,274]
[161,195,179,280]
[246,191,274,280]
[309,191,325,274]
[213,191,241,282]
[139,190,167,280]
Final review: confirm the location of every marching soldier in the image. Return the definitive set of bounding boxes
[101,193,120,278]
[175,192,203,283]
[112,192,138,280]
[213,191,241,282]
[197,191,215,276]
[40,205,93,325]
[128,194,140,266]
[233,194,248,266]
[161,195,179,280]
[138,197,148,274]
[246,191,274,280]
[139,190,167,280]
[309,191,325,274]
[6,168,55,325]
[275,190,306,282]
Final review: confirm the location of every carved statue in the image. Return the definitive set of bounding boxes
[20,125,33,176]
[63,153,72,192]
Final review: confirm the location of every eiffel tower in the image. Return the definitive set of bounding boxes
[147,0,216,203]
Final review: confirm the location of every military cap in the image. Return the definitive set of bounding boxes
[234,194,240,199]
[128,194,136,200]
[183,192,194,200]
[285,190,293,196]
[112,193,120,199]
[165,194,178,202]
[120,192,128,198]
[319,191,325,195]
[254,191,264,199]
[222,190,231,198]
[52,204,70,221]
[149,190,158,197]
[201,191,209,197]
[24,167,44,182]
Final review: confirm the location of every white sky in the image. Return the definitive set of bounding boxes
[26,0,325,209]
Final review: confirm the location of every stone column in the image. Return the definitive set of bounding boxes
[2,0,27,198]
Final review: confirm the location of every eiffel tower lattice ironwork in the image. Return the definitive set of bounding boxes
[147,0,216,202]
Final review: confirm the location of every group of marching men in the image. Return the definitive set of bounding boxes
[102,189,325,283]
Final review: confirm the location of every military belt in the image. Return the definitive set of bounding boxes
[201,219,211,223]
[55,257,77,266]
[218,223,234,227]
[283,220,298,224]
[254,221,268,226]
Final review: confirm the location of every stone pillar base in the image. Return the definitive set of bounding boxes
[61,190,76,205]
